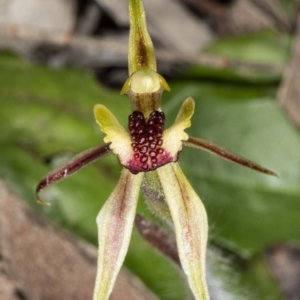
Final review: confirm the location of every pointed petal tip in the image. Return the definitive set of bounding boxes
[185,136,277,178]
[37,197,50,206]
[93,169,143,300]
[157,163,209,300]
[159,74,171,91]
[120,77,131,95]
[36,144,111,207]
[175,97,195,124]
[267,169,278,178]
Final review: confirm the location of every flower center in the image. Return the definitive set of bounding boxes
[128,110,171,173]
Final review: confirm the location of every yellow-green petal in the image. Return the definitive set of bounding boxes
[94,104,132,166]
[157,163,209,300]
[128,0,156,75]
[163,97,195,158]
[93,169,143,300]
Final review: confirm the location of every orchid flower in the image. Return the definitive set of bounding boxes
[36,1,276,299]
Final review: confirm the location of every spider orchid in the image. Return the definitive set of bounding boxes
[36,0,276,299]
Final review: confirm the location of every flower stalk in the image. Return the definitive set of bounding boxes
[36,1,276,300]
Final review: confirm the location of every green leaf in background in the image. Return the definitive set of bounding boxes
[206,30,291,64]
[1,41,297,300]
[185,30,291,83]
[278,0,298,18]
